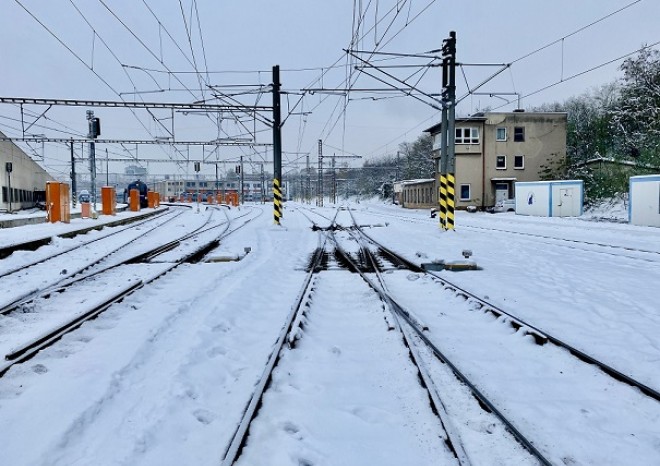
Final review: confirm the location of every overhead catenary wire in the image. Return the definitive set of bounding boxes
[363,0,646,158]
[490,39,660,111]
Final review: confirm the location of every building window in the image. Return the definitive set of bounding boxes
[496,127,507,141]
[514,126,525,142]
[455,127,480,144]
[460,184,471,201]
[496,155,506,169]
[514,155,525,169]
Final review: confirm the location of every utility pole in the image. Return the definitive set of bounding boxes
[70,138,77,207]
[438,31,457,230]
[5,162,12,212]
[394,151,400,204]
[332,153,337,204]
[215,162,219,199]
[240,155,244,204]
[272,65,283,224]
[105,148,109,186]
[306,154,311,204]
[194,160,201,212]
[86,110,101,209]
[261,163,265,203]
[317,139,323,207]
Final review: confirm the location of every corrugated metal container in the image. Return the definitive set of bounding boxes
[629,175,660,227]
[515,180,584,217]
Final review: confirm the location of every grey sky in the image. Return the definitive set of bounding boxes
[0,0,657,179]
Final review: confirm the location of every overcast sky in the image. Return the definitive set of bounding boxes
[0,0,658,179]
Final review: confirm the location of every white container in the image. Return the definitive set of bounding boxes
[515,180,584,217]
[629,175,660,227]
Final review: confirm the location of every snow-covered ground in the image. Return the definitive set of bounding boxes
[0,201,658,465]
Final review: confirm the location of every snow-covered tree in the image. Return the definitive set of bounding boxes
[398,133,433,180]
[609,47,660,165]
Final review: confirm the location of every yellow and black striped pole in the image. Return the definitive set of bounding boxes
[446,172,455,230]
[272,65,283,225]
[273,178,282,224]
[438,174,448,230]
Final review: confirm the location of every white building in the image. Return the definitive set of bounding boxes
[629,175,660,227]
[515,180,584,217]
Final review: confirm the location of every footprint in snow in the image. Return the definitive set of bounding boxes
[193,409,217,425]
[32,364,48,374]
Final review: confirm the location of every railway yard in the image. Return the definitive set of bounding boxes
[0,201,658,465]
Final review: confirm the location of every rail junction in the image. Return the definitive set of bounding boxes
[0,202,658,465]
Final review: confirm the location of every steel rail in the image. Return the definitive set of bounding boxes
[330,231,472,465]
[0,209,179,280]
[220,229,328,466]
[0,206,262,378]
[459,223,660,261]
[350,210,660,404]
[331,224,552,466]
[0,208,214,315]
[0,208,171,261]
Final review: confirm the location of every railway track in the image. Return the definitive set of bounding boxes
[331,206,660,464]
[348,208,660,402]
[0,208,179,279]
[358,207,660,259]
[0,207,171,260]
[220,210,541,466]
[0,207,199,314]
[0,206,262,377]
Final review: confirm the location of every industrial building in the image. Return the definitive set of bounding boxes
[1,130,53,213]
[422,111,567,210]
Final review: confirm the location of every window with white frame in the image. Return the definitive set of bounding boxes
[496,127,507,141]
[514,154,525,169]
[496,155,506,169]
[455,127,480,144]
[460,184,471,201]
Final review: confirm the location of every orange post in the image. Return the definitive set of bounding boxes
[81,202,91,218]
[46,181,71,223]
[216,193,223,204]
[147,191,156,208]
[226,192,238,207]
[60,183,70,223]
[101,186,116,215]
[129,188,140,211]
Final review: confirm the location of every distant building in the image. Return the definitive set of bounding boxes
[154,172,279,202]
[125,165,147,178]
[395,179,435,208]
[0,131,53,212]
[424,111,567,210]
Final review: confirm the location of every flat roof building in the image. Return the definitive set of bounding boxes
[425,111,567,210]
[1,131,53,212]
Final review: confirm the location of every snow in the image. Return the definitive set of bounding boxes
[0,201,658,465]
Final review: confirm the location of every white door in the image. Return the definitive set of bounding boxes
[495,183,509,203]
[557,188,574,216]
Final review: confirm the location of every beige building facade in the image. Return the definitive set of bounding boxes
[425,111,567,209]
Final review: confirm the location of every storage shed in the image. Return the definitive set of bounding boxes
[515,180,584,217]
[629,175,660,227]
